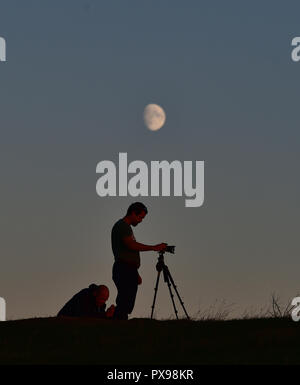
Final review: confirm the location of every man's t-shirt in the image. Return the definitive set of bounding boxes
[111,218,140,268]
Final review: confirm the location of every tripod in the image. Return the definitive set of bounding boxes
[150,251,190,320]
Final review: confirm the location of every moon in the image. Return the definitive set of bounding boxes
[143,104,166,131]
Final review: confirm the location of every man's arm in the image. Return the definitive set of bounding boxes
[123,235,167,252]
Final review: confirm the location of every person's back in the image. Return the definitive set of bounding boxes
[57,284,106,318]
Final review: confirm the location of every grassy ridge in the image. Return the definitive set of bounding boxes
[0,317,299,364]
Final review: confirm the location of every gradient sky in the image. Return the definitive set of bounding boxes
[1,0,300,320]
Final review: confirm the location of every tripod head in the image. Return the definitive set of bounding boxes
[156,254,165,272]
[156,245,175,272]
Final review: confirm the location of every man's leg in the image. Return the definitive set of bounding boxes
[113,262,138,320]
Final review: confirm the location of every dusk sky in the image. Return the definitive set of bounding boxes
[1,0,300,320]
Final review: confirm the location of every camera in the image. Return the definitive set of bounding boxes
[165,245,175,254]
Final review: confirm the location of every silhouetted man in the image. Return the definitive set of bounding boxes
[111,202,167,320]
[57,284,115,318]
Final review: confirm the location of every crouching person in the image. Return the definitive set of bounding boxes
[57,284,115,318]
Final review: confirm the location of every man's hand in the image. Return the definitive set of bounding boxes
[106,304,116,318]
[152,243,168,252]
[123,235,168,253]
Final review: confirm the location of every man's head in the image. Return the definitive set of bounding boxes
[94,285,109,307]
[126,202,148,227]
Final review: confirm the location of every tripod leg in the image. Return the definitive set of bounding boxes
[163,268,179,320]
[151,270,161,319]
[166,267,190,320]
